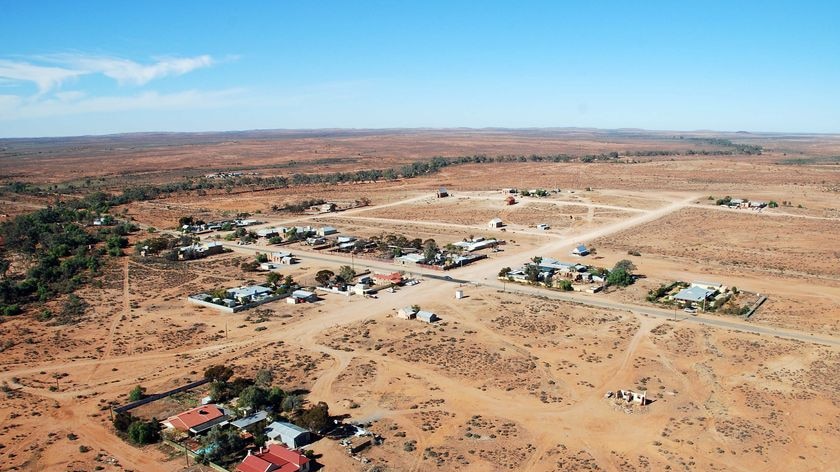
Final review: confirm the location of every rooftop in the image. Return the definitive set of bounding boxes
[166,404,226,432]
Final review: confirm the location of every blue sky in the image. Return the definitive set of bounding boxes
[1,1,838,137]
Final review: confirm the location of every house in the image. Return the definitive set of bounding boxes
[336,236,356,244]
[571,244,590,256]
[237,444,311,472]
[397,253,426,265]
[317,226,338,236]
[690,281,724,292]
[352,283,369,295]
[257,227,283,238]
[436,187,449,198]
[231,410,270,433]
[488,217,504,229]
[416,310,439,323]
[505,196,516,205]
[228,285,274,304]
[397,306,417,320]
[536,223,550,231]
[203,241,224,255]
[453,238,499,252]
[750,201,767,208]
[163,404,228,434]
[673,285,715,305]
[374,272,403,286]
[291,290,317,303]
[265,421,312,449]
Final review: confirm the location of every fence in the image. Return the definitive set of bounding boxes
[113,378,211,414]
[162,439,229,472]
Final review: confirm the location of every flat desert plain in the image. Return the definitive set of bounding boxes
[0,129,839,472]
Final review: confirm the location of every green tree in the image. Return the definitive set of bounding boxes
[555,279,573,291]
[268,236,282,244]
[607,268,634,287]
[238,385,268,410]
[299,401,331,432]
[315,270,334,286]
[498,267,511,278]
[128,385,146,401]
[265,272,281,287]
[204,365,234,382]
[127,419,160,445]
[338,265,356,283]
[422,239,439,261]
[255,368,273,387]
[281,394,302,412]
[525,264,540,284]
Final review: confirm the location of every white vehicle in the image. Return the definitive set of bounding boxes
[683,307,697,314]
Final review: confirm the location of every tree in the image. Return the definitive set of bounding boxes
[525,264,540,284]
[202,425,244,463]
[266,272,281,287]
[613,259,637,273]
[315,270,334,286]
[555,279,573,291]
[238,385,268,410]
[267,386,285,408]
[300,401,331,432]
[128,385,146,401]
[113,412,134,433]
[338,265,356,283]
[281,394,302,412]
[255,368,273,387]
[204,365,234,382]
[255,253,268,263]
[127,419,160,445]
[268,236,282,245]
[498,267,512,278]
[606,268,634,287]
[422,239,438,261]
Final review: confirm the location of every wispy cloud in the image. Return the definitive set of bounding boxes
[0,54,216,93]
[0,88,246,120]
[45,54,215,85]
[0,60,85,94]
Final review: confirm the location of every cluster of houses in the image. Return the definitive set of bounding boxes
[317,272,418,297]
[172,241,225,260]
[182,218,261,234]
[256,225,338,240]
[162,404,312,472]
[503,256,606,292]
[204,171,257,179]
[396,306,439,323]
[718,197,769,210]
[188,284,318,313]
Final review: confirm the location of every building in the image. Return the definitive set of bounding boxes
[228,285,274,304]
[488,217,504,229]
[452,238,499,252]
[437,187,449,198]
[317,226,338,236]
[265,421,312,449]
[230,410,269,433]
[396,253,426,265]
[347,436,372,453]
[163,405,228,434]
[374,272,403,286]
[260,262,282,271]
[237,444,311,472]
[673,286,715,306]
[505,196,516,205]
[416,310,439,323]
[536,223,550,231]
[290,290,317,303]
[571,244,590,256]
[690,281,724,292]
[397,306,417,319]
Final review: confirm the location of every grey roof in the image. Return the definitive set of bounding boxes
[292,290,315,299]
[265,421,309,440]
[416,310,438,322]
[674,286,713,302]
[230,410,269,429]
[229,285,272,299]
[573,244,589,254]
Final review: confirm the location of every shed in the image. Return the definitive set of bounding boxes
[416,311,439,323]
[437,187,449,198]
[264,421,312,449]
[488,217,504,229]
[291,290,317,302]
[397,306,417,319]
[572,244,590,256]
[318,226,338,236]
[231,410,269,432]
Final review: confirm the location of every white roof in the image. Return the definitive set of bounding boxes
[229,285,272,298]
[292,289,315,298]
[489,217,503,223]
[265,421,308,440]
[230,410,269,429]
[398,253,426,263]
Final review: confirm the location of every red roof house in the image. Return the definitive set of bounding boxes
[237,444,311,472]
[163,404,228,434]
[373,272,403,285]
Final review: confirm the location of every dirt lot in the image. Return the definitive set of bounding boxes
[1,130,839,471]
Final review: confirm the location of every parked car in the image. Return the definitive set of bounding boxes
[683,307,697,314]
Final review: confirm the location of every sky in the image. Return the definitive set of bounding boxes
[1,1,838,137]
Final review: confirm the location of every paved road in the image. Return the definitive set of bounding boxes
[221,241,840,348]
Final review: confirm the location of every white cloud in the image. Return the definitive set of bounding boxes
[46,54,215,85]
[0,88,246,120]
[0,60,83,94]
[0,54,217,93]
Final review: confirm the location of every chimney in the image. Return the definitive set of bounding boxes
[246,449,251,456]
